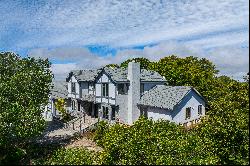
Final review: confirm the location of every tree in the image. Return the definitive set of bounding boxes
[150,55,218,94]
[120,57,152,70]
[0,52,52,163]
[105,64,119,68]
[196,75,249,165]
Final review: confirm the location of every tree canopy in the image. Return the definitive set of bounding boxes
[0,52,53,163]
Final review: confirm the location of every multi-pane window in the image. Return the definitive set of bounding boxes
[186,107,191,119]
[71,82,76,93]
[198,105,202,115]
[117,83,128,95]
[102,83,109,97]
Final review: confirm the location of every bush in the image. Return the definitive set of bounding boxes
[93,117,219,165]
[44,147,94,165]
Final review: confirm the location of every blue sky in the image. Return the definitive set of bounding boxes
[0,0,249,80]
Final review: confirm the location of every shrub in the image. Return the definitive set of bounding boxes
[44,147,94,165]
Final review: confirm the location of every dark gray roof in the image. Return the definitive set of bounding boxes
[50,81,68,98]
[139,85,202,110]
[67,69,102,82]
[103,67,166,82]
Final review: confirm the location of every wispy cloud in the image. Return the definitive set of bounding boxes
[29,41,249,81]
[0,0,248,48]
[0,0,249,81]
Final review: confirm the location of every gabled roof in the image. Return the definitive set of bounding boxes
[50,81,68,98]
[139,85,205,110]
[66,69,102,82]
[103,67,166,82]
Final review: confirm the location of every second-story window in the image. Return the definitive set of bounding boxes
[71,82,76,93]
[198,105,202,115]
[186,107,191,119]
[102,83,109,97]
[117,83,128,95]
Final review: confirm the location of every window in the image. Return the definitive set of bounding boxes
[198,105,202,115]
[71,82,76,93]
[117,83,128,95]
[72,100,76,110]
[101,83,109,97]
[102,106,109,119]
[186,107,191,119]
[140,83,144,94]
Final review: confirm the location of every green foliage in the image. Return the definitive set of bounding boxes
[94,117,220,165]
[150,55,218,94]
[120,57,152,70]
[44,147,94,165]
[55,98,71,122]
[196,76,249,165]
[93,120,109,145]
[0,52,52,163]
[105,64,120,68]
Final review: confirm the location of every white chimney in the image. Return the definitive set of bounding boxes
[127,61,140,125]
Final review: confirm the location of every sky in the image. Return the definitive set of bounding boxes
[0,0,249,81]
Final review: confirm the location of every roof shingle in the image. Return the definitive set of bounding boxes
[139,85,195,110]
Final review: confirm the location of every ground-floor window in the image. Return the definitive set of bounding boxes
[102,106,109,119]
[186,107,191,119]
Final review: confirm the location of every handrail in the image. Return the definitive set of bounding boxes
[80,119,100,133]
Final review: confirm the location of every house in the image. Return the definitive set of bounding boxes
[65,61,206,126]
[138,85,206,127]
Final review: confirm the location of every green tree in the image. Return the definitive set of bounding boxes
[150,55,218,94]
[105,64,119,68]
[0,52,52,164]
[120,57,152,70]
[196,75,249,165]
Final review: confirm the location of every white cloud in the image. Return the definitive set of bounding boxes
[51,63,77,80]
[29,41,249,81]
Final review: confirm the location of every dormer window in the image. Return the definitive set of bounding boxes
[72,82,76,93]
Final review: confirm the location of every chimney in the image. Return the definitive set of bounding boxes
[127,61,140,125]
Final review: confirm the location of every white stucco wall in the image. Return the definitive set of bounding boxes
[172,90,206,124]
[147,107,172,121]
[95,72,116,105]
